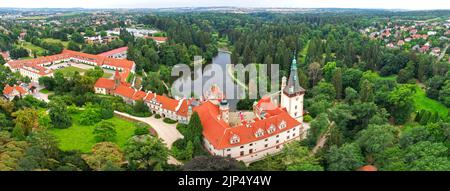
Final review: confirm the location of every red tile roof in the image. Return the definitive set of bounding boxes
[94,78,116,89]
[6,49,135,78]
[146,36,168,42]
[358,165,378,171]
[194,101,301,149]
[97,47,128,57]
[3,85,27,96]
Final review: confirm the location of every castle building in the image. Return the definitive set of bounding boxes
[194,57,308,163]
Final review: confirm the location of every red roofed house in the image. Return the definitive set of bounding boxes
[146,36,168,44]
[5,49,136,82]
[194,58,308,163]
[94,70,191,123]
[97,47,128,59]
[2,84,29,101]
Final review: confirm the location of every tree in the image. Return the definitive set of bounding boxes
[132,99,150,116]
[38,76,56,91]
[124,135,169,171]
[186,112,203,155]
[48,100,72,129]
[311,81,336,101]
[99,99,114,119]
[12,108,40,136]
[71,32,85,44]
[325,143,365,171]
[282,143,323,171]
[344,87,359,104]
[67,41,81,51]
[79,103,102,125]
[0,54,5,65]
[82,142,123,171]
[387,84,416,124]
[331,67,343,99]
[405,141,450,171]
[93,121,117,142]
[357,124,399,161]
[85,66,104,81]
[308,62,322,86]
[182,156,244,171]
[360,80,374,102]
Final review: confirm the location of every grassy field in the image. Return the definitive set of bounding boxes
[412,85,449,118]
[58,66,87,76]
[49,113,137,153]
[103,72,113,78]
[39,89,52,94]
[17,16,48,20]
[43,38,69,48]
[21,42,46,56]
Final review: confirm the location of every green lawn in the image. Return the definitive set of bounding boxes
[58,66,87,76]
[21,42,46,56]
[102,72,113,78]
[39,89,52,94]
[43,38,69,48]
[49,113,137,153]
[412,85,448,118]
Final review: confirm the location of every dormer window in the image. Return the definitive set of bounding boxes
[279,120,287,129]
[230,134,240,144]
[268,124,276,134]
[255,128,264,138]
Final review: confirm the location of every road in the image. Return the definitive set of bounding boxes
[114,111,184,165]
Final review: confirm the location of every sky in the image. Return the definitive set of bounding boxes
[0,0,449,10]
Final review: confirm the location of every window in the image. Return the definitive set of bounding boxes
[255,128,264,137]
[250,143,253,146]
[227,154,231,157]
[227,149,231,151]
[276,135,280,138]
[240,146,244,149]
[249,149,253,154]
[276,146,280,149]
[279,120,287,129]
[265,139,268,142]
[265,144,268,148]
[276,140,279,144]
[230,134,240,144]
[287,136,290,139]
[240,151,244,156]
[293,133,296,137]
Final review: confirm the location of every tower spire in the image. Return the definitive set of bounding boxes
[283,56,304,95]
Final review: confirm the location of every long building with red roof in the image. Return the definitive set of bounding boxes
[94,70,191,123]
[5,49,136,82]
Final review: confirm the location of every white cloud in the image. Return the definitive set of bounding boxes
[0,0,449,10]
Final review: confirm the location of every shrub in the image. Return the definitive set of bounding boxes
[163,118,177,124]
[93,121,117,142]
[134,128,149,136]
[303,114,313,123]
[155,114,161,119]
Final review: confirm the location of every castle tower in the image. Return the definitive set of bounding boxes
[280,56,305,122]
[219,100,230,124]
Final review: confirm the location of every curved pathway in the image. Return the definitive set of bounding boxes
[113,111,184,165]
